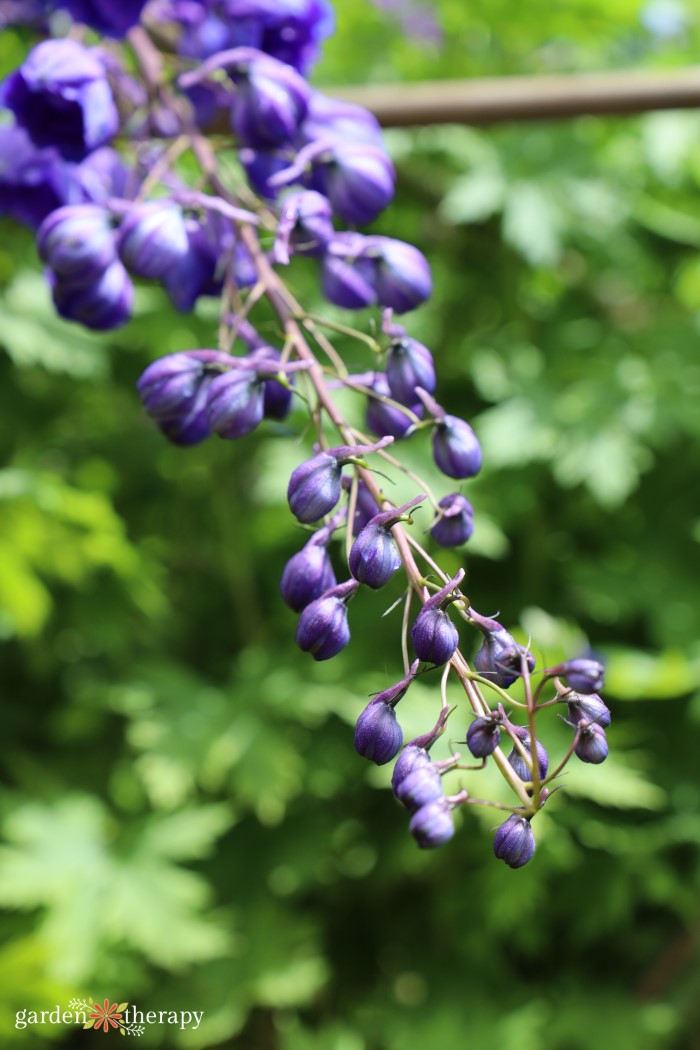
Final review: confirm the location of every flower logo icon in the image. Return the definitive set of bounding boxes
[88,999,125,1032]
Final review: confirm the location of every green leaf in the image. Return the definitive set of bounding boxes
[604,646,700,700]
[438,167,506,224]
[502,181,563,266]
[563,754,667,810]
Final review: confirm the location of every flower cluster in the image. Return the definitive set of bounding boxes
[0,0,612,868]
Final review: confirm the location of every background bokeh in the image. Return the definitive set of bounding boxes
[2,1,700,1047]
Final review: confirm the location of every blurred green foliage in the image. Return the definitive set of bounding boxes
[2,1,700,1048]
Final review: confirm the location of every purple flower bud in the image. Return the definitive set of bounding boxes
[349,494,424,589]
[245,346,293,420]
[466,715,501,758]
[157,382,213,446]
[385,337,436,406]
[274,190,334,263]
[366,373,423,440]
[51,259,133,330]
[564,692,611,729]
[469,609,535,689]
[59,0,149,36]
[288,438,391,524]
[314,143,396,226]
[75,145,130,204]
[321,232,378,310]
[205,366,265,439]
[137,349,232,446]
[365,236,432,314]
[409,798,455,849]
[288,452,342,524]
[573,721,609,764]
[137,350,226,415]
[296,579,358,661]
[280,529,337,612]
[163,215,234,312]
[354,699,403,765]
[410,569,464,666]
[118,201,190,280]
[507,726,549,782]
[227,49,310,148]
[0,126,71,230]
[355,659,418,763]
[493,814,536,869]
[257,0,335,74]
[394,762,444,812]
[37,204,116,283]
[301,90,384,148]
[552,658,605,694]
[391,747,432,792]
[432,415,482,480]
[1,39,118,159]
[430,493,474,548]
[176,10,233,60]
[391,702,450,790]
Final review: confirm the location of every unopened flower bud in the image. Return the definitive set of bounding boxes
[394,762,444,812]
[295,579,358,661]
[573,721,609,764]
[280,530,337,613]
[354,660,418,764]
[493,814,536,869]
[2,39,119,159]
[365,236,432,314]
[432,415,482,480]
[288,438,391,524]
[51,259,133,330]
[321,232,378,310]
[205,365,265,439]
[551,657,605,694]
[59,0,149,36]
[469,609,535,689]
[365,373,422,440]
[564,692,611,729]
[354,699,403,765]
[137,349,231,445]
[385,337,436,406]
[349,494,424,589]
[410,569,464,666]
[246,346,293,420]
[466,715,501,758]
[391,703,451,791]
[409,797,456,849]
[507,725,549,782]
[37,203,116,283]
[118,200,189,280]
[430,493,474,548]
[301,90,384,149]
[229,50,310,147]
[163,216,222,312]
[314,142,395,226]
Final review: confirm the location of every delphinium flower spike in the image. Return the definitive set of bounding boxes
[0,0,617,871]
